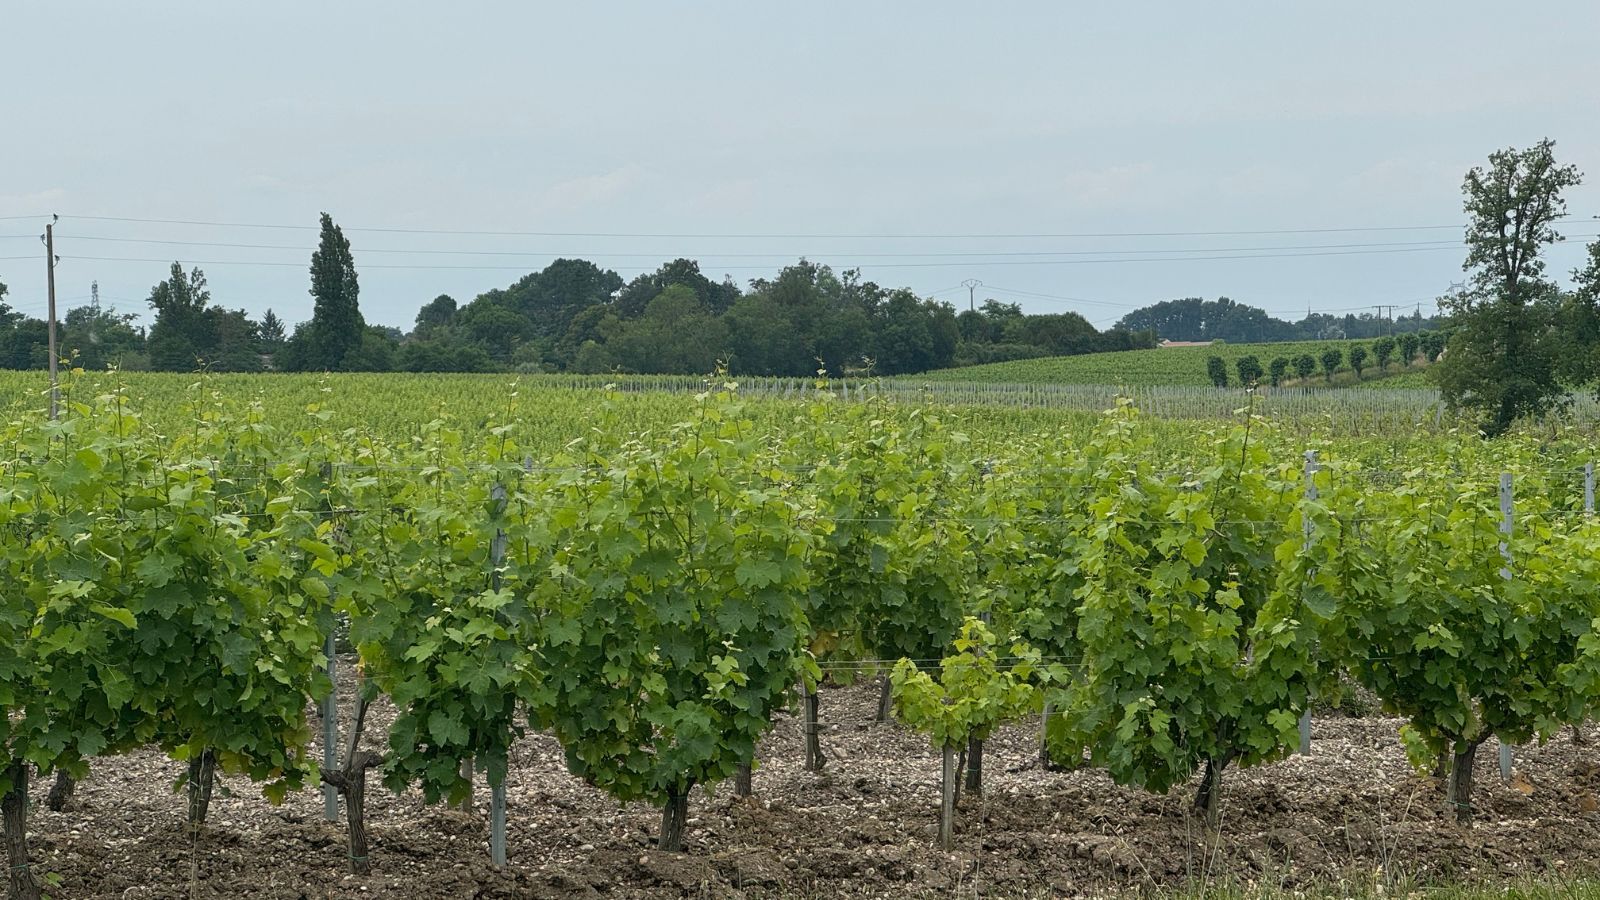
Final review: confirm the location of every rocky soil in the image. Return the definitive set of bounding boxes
[20,674,1600,898]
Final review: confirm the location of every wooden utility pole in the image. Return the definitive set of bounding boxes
[1371,305,1397,335]
[43,217,59,419]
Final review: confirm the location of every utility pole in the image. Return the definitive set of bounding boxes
[41,215,59,420]
[1372,304,1397,334]
[961,278,982,312]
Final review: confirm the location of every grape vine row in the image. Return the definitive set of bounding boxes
[3,383,1600,896]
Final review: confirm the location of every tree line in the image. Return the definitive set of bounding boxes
[1117,295,1445,344]
[1206,331,1447,388]
[0,219,1153,378]
[1143,139,1600,438]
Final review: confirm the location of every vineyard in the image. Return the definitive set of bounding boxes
[906,339,1433,387]
[8,369,1598,452]
[5,375,1600,899]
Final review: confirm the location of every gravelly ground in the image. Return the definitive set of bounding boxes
[20,670,1600,899]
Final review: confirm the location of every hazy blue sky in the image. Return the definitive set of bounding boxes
[4,1,1599,330]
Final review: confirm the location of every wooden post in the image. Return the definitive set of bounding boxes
[457,759,474,812]
[968,595,991,796]
[313,461,339,819]
[939,744,956,850]
[43,220,58,421]
[488,766,507,867]
[319,462,341,823]
[1039,698,1051,766]
[1297,450,1317,755]
[488,482,508,864]
[1497,474,1510,781]
[323,631,339,822]
[1585,462,1595,516]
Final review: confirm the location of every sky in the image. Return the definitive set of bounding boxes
[4,1,1599,331]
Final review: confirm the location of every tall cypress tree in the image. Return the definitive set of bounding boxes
[308,213,364,370]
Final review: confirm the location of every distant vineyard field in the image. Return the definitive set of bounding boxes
[909,339,1433,387]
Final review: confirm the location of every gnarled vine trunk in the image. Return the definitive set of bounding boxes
[659,785,691,852]
[325,749,378,874]
[876,676,892,723]
[3,760,41,900]
[46,770,75,812]
[803,685,825,772]
[1447,739,1481,824]
[187,748,217,828]
[1192,753,1234,830]
[734,761,753,798]
[321,687,382,874]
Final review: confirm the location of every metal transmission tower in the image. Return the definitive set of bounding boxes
[961,279,983,312]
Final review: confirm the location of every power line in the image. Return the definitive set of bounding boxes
[57,244,1498,272]
[48,233,1520,258]
[59,213,1491,239]
[978,284,1138,310]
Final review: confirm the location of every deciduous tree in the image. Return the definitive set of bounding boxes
[1436,140,1582,436]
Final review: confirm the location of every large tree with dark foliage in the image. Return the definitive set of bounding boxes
[400,258,1155,377]
[0,280,49,369]
[62,293,145,371]
[1559,240,1600,392]
[614,258,739,318]
[145,263,211,369]
[1436,140,1582,436]
[1116,298,1440,343]
[450,258,624,369]
[145,264,261,371]
[1117,297,1299,343]
[413,295,457,335]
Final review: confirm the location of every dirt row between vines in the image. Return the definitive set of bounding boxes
[24,674,1600,899]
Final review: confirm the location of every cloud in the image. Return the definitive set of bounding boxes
[1054,163,1159,208]
[690,178,760,216]
[0,188,69,216]
[537,164,649,214]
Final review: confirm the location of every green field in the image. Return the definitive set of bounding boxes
[2,366,1591,470]
[910,339,1432,387]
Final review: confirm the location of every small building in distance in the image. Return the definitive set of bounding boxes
[1157,339,1216,348]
